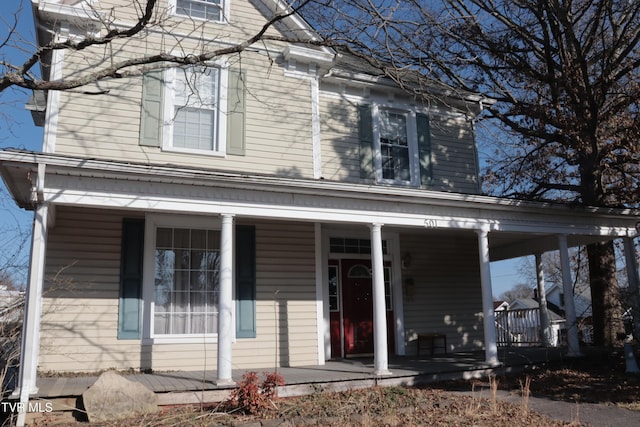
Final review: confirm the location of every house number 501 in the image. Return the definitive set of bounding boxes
[424,219,438,228]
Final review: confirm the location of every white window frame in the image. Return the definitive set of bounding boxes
[143,214,223,344]
[162,62,228,157]
[372,104,420,186]
[170,0,229,23]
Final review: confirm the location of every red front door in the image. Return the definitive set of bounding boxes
[339,259,395,357]
[342,259,375,355]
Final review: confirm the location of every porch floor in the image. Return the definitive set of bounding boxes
[33,347,566,404]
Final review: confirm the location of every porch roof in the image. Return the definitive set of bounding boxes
[1,149,638,261]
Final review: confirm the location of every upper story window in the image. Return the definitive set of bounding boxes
[379,110,410,182]
[140,64,248,156]
[175,0,223,21]
[162,65,228,156]
[172,67,220,151]
[359,104,432,187]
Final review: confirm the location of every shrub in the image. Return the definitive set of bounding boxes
[225,371,285,415]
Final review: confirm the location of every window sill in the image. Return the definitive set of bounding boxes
[162,146,226,158]
[144,336,219,345]
[377,179,420,188]
[173,12,225,24]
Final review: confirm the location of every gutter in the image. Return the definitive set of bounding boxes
[1,150,637,221]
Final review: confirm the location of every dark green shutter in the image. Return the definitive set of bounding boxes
[417,113,433,186]
[118,219,145,339]
[236,225,256,338]
[358,104,375,179]
[139,71,164,147]
[227,69,246,155]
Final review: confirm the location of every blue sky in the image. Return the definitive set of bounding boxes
[1,0,43,287]
[0,0,529,296]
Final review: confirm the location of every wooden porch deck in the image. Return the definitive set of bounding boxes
[33,347,565,406]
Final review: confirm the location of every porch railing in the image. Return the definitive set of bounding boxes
[495,307,541,347]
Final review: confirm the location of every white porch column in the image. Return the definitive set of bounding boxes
[558,234,582,357]
[16,203,49,427]
[535,253,553,346]
[476,226,499,365]
[217,214,235,385]
[370,223,391,376]
[623,236,640,339]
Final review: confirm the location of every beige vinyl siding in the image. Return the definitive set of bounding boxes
[319,91,480,193]
[39,208,319,373]
[95,0,285,41]
[40,207,143,372]
[232,220,319,368]
[55,51,314,177]
[400,230,485,354]
[52,1,315,178]
[429,115,479,194]
[319,97,361,183]
[149,218,320,370]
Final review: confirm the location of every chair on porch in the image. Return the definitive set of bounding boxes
[417,333,447,357]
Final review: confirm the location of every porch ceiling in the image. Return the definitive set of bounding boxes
[1,150,638,262]
[487,232,618,261]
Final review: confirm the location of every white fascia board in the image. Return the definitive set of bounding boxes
[1,150,638,236]
[1,149,637,217]
[253,0,328,51]
[283,45,335,67]
[325,69,491,110]
[36,1,103,33]
[43,187,633,238]
[41,174,637,238]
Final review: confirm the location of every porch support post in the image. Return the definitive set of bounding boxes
[370,223,391,376]
[535,253,553,347]
[623,236,640,340]
[16,203,49,427]
[476,226,499,366]
[217,214,235,385]
[558,234,581,357]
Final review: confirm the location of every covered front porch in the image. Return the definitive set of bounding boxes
[33,347,564,409]
[2,151,639,426]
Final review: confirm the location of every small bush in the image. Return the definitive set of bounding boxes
[224,371,285,415]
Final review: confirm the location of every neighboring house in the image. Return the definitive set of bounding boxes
[545,283,594,343]
[545,283,593,319]
[0,0,638,408]
[0,286,23,325]
[493,301,509,312]
[0,287,23,395]
[494,298,559,347]
[508,298,564,347]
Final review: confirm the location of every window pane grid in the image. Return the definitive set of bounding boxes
[172,67,219,151]
[154,228,220,336]
[379,110,410,182]
[329,237,388,255]
[176,0,222,21]
[384,266,392,311]
[328,265,339,312]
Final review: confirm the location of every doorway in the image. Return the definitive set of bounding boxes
[329,259,395,358]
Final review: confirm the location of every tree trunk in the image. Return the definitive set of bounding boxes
[587,240,623,347]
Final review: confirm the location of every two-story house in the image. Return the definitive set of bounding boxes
[1,0,638,411]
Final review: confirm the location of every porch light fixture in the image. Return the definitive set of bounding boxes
[402,253,412,269]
